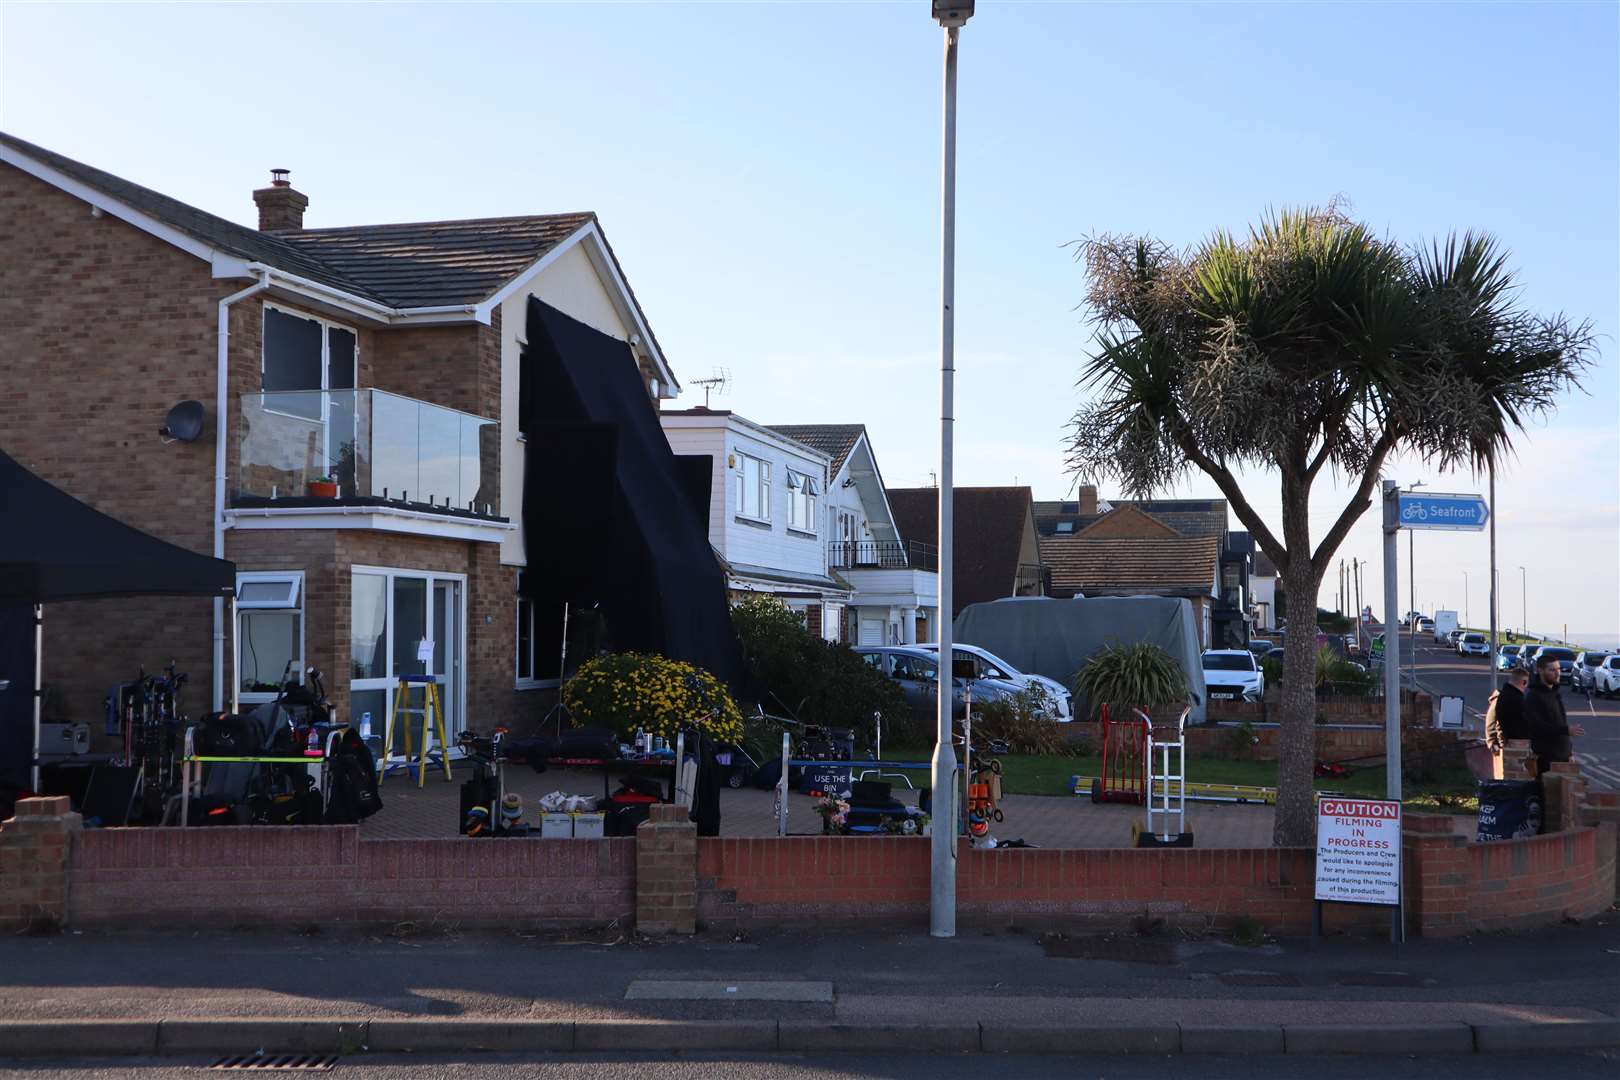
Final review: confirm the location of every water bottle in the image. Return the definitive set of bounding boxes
[360,711,373,739]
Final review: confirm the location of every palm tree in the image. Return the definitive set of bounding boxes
[1066,206,1591,846]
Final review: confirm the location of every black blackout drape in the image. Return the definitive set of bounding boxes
[518,299,739,684]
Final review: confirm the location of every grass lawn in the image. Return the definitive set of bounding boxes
[883,744,1478,812]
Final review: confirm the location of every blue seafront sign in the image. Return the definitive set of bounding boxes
[1396,491,1489,531]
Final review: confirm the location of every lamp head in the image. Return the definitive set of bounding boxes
[932,0,974,27]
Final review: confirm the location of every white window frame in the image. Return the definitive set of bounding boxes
[734,451,771,523]
[786,470,820,534]
[349,564,469,742]
[261,302,359,395]
[515,592,554,690]
[234,571,305,703]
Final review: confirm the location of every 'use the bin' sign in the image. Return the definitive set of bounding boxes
[1314,798,1401,905]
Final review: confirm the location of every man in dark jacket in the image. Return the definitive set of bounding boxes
[1486,668,1531,750]
[1525,654,1585,774]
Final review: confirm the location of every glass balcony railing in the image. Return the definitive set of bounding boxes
[236,390,499,517]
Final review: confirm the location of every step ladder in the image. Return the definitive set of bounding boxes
[383,675,453,788]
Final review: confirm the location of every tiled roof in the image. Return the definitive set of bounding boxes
[1253,550,1279,577]
[1040,534,1220,597]
[887,486,1036,615]
[1035,497,1228,540]
[0,131,369,299]
[1,132,597,310]
[285,213,595,308]
[764,425,865,477]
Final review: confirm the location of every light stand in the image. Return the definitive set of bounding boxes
[540,602,574,736]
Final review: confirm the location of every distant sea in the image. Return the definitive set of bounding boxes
[1568,632,1620,650]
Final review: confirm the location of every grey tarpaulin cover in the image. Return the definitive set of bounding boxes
[953,596,1206,721]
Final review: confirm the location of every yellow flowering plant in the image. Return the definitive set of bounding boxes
[561,653,745,745]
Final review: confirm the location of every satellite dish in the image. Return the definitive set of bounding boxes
[160,400,205,443]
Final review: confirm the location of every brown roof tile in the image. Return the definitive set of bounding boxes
[764,425,865,477]
[887,486,1036,616]
[1040,534,1219,597]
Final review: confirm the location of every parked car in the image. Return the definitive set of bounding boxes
[1264,647,1286,663]
[854,646,1021,726]
[1573,652,1610,693]
[1455,632,1489,658]
[1594,655,1620,696]
[1202,649,1265,702]
[1446,628,1466,647]
[1495,644,1522,671]
[916,643,1072,721]
[1247,638,1275,658]
[1519,645,1542,669]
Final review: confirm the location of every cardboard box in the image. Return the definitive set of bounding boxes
[572,812,605,839]
[540,812,574,838]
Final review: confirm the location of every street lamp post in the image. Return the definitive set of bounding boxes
[1463,571,1469,628]
[1519,565,1527,639]
[929,0,974,940]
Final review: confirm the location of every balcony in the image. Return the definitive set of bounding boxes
[828,540,939,572]
[235,390,500,520]
[1015,562,1051,597]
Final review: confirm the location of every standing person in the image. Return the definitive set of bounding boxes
[1525,653,1586,775]
[1485,668,1531,751]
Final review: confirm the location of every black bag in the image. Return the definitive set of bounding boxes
[555,727,619,760]
[324,729,383,824]
[192,713,256,756]
[459,775,496,835]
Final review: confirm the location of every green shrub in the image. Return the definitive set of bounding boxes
[731,594,912,741]
[561,653,744,744]
[1072,642,1190,720]
[970,688,1071,755]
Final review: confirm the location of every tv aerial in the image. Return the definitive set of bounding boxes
[691,367,731,408]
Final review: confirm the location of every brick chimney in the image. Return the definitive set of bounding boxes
[1078,484,1098,516]
[253,168,307,231]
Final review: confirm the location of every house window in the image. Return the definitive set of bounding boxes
[262,305,359,485]
[516,594,536,684]
[786,470,819,533]
[734,452,770,521]
[236,572,303,698]
[1055,521,1075,534]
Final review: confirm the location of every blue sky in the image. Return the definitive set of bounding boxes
[4,1,1616,639]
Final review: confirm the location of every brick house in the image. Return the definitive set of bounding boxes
[885,486,1048,620]
[0,133,680,748]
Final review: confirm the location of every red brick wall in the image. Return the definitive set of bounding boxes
[67,828,634,930]
[696,837,1382,933]
[0,162,231,729]
[1403,816,1615,937]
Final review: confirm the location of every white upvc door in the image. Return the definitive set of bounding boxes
[350,565,468,755]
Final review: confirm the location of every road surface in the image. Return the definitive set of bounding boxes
[1399,631,1620,790]
[3,1053,1617,1080]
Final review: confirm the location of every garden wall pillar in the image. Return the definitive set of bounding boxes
[636,803,696,934]
[0,796,81,931]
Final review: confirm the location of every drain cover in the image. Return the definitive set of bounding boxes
[209,1055,337,1071]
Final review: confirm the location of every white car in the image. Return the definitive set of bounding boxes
[1456,632,1489,658]
[1202,649,1265,702]
[917,643,1074,721]
[1573,651,1610,693]
[1593,655,1620,696]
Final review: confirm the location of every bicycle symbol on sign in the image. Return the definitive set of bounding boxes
[1401,502,1428,523]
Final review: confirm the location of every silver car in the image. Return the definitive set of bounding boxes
[853,646,1021,726]
[1573,652,1609,693]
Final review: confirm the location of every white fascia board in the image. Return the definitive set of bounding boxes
[226,506,513,543]
[846,433,902,538]
[728,575,852,601]
[472,221,680,396]
[730,415,834,467]
[2,143,231,268]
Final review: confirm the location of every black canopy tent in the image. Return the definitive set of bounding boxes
[519,298,741,685]
[0,449,235,793]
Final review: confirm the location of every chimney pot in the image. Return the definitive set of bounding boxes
[254,170,307,232]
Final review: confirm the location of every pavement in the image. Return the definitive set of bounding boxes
[1,915,1615,1060]
[1400,631,1620,790]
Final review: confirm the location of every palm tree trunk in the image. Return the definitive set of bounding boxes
[1273,554,1322,846]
